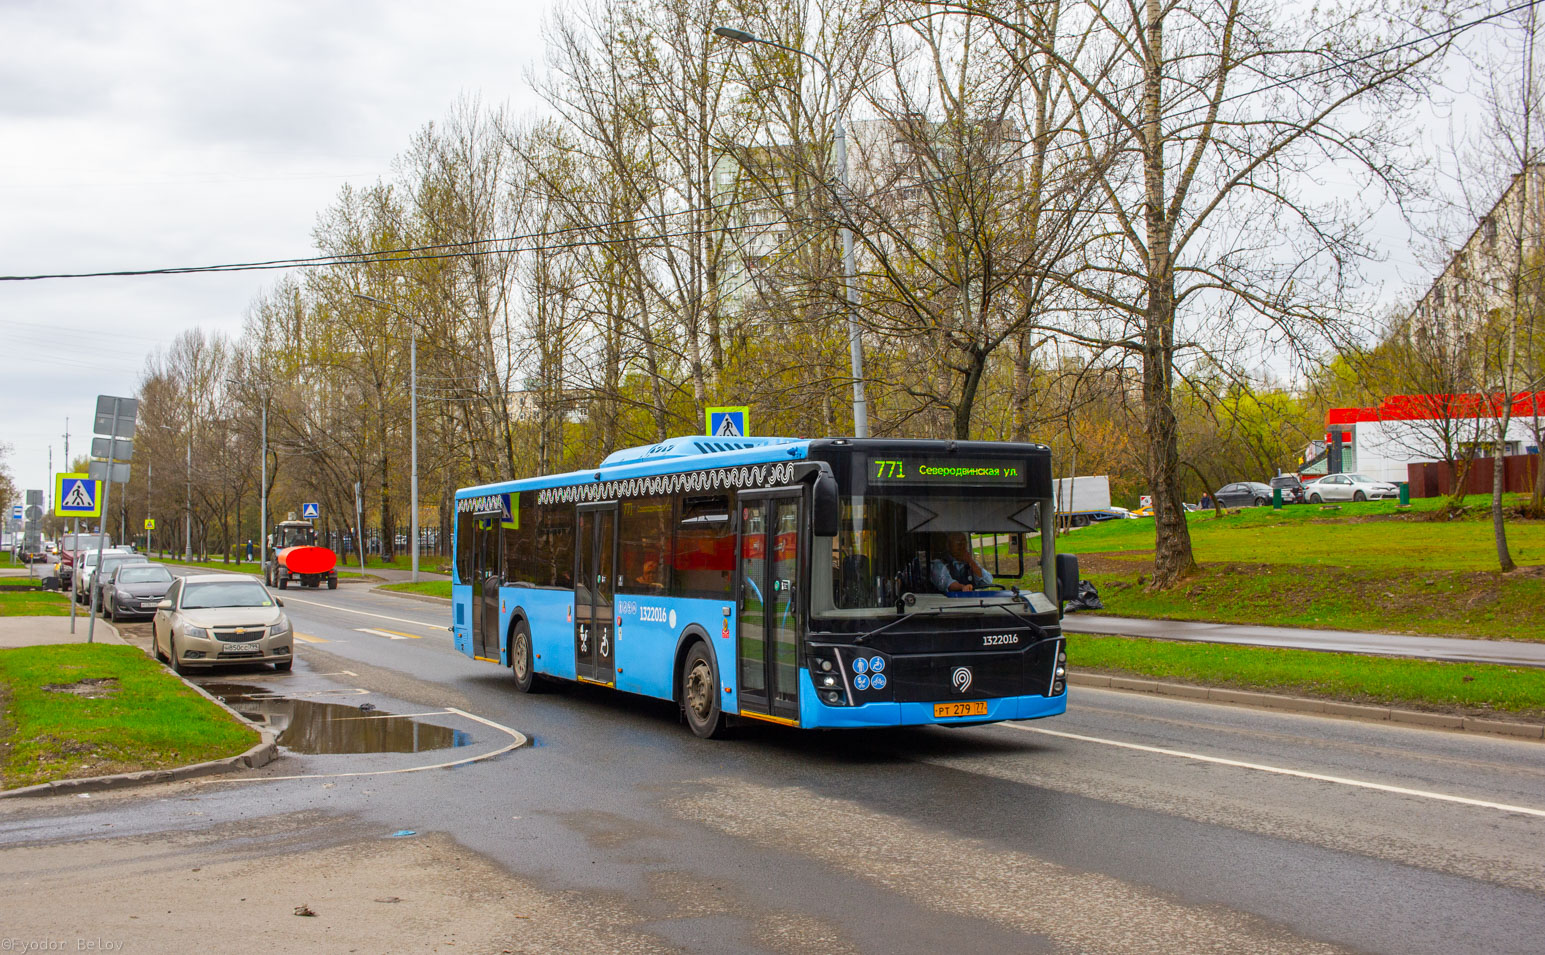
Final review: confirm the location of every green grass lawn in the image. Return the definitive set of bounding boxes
[1071,633,1545,718]
[379,580,453,599]
[362,554,452,573]
[0,644,258,789]
[1054,493,1545,640]
[0,589,72,616]
[1060,493,1545,571]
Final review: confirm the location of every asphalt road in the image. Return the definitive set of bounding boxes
[2,583,1543,953]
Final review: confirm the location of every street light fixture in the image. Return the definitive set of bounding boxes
[713,25,870,438]
[353,292,421,583]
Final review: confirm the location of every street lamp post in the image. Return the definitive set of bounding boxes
[353,293,420,583]
[713,25,869,438]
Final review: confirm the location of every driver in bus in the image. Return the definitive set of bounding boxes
[930,532,993,594]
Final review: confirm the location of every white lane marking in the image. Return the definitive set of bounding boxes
[1007,724,1545,819]
[280,593,444,630]
[201,706,526,783]
[356,627,418,640]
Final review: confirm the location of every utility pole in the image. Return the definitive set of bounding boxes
[712,26,870,438]
[184,430,192,562]
[259,399,268,575]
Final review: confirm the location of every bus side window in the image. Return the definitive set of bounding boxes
[503,490,541,586]
[454,510,473,585]
[544,503,575,588]
[671,494,732,599]
[620,496,671,595]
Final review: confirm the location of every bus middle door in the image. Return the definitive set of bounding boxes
[472,516,501,661]
[736,490,802,721]
[574,503,618,685]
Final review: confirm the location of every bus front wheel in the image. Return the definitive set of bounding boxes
[681,642,728,739]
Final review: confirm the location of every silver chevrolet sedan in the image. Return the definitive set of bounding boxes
[152,574,294,673]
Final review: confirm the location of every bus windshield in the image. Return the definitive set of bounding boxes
[821,495,1051,613]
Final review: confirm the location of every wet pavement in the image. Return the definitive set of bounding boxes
[199,682,471,755]
[2,589,1542,954]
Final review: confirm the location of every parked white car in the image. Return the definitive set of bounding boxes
[1306,473,1400,503]
[152,574,294,673]
[73,548,140,602]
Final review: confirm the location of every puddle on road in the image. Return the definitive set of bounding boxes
[199,683,472,755]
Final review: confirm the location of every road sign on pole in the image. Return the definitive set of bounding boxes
[705,406,750,438]
[144,518,156,530]
[56,473,102,518]
[301,502,319,520]
[90,436,134,463]
[87,461,130,483]
[89,394,136,645]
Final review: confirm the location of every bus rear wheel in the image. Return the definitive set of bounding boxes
[510,620,540,694]
[680,642,728,739]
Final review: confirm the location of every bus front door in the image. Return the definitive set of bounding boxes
[472,517,501,661]
[736,491,802,721]
[574,503,617,685]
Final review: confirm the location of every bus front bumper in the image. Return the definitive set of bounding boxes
[794,670,1067,729]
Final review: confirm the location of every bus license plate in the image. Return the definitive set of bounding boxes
[224,643,260,654]
[935,701,988,718]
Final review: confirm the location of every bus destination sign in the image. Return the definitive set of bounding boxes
[868,456,1027,487]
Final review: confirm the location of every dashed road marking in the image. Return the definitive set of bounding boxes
[356,627,421,640]
[292,633,328,644]
[1007,723,1545,819]
[279,593,443,630]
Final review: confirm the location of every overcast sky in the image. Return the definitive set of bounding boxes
[1,0,551,503]
[0,0,1480,505]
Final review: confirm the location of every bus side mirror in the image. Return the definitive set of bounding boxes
[811,475,840,537]
[1056,553,1080,610]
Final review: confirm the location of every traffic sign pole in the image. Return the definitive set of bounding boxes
[88,443,113,644]
[88,394,136,645]
[69,518,77,634]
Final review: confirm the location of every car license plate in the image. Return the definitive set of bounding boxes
[223,642,260,654]
[934,701,989,718]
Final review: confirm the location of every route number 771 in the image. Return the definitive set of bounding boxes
[873,459,906,480]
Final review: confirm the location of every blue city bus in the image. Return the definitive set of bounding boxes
[451,436,1079,737]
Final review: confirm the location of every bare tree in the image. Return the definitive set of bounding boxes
[937,0,1455,587]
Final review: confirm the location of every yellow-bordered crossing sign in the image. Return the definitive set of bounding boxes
[56,473,102,518]
[705,406,749,438]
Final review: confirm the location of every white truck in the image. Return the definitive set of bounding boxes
[1054,475,1117,527]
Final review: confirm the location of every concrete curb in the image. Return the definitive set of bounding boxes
[1069,672,1545,741]
[371,586,452,606]
[0,636,281,800]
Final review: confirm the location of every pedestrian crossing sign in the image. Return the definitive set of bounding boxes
[144,518,156,531]
[705,406,750,438]
[302,502,320,519]
[56,473,102,518]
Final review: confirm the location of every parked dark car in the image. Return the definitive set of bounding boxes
[104,563,175,621]
[1215,481,1275,508]
[1268,474,1306,504]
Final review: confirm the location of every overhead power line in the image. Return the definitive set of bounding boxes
[0,1,1521,285]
